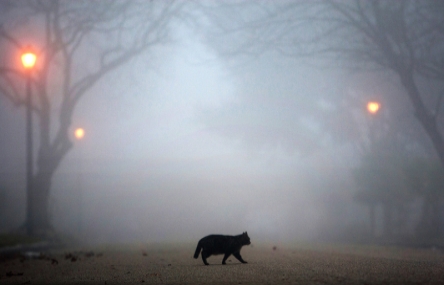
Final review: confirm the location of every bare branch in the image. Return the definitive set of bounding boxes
[0,80,22,106]
[0,25,22,49]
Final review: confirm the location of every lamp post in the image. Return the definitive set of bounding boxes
[366,100,381,238]
[21,47,37,235]
[366,100,381,144]
[74,128,85,235]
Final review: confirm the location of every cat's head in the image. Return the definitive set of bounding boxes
[241,231,251,245]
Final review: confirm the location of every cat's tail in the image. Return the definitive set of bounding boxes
[193,241,202,259]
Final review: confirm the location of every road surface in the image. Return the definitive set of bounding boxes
[1,243,443,284]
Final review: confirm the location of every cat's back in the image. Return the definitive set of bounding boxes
[200,234,229,241]
[199,234,231,245]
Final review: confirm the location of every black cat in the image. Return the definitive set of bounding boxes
[193,232,251,265]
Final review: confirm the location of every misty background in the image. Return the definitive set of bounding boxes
[1,1,443,246]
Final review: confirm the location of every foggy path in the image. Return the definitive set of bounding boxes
[1,243,443,284]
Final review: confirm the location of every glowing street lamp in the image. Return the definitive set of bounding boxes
[74,128,85,140]
[367,101,381,115]
[22,46,37,235]
[21,52,37,70]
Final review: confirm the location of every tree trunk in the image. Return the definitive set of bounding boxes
[30,170,53,234]
[416,195,440,240]
[26,133,70,237]
[399,71,444,239]
[382,203,392,238]
[369,204,375,238]
[431,199,441,238]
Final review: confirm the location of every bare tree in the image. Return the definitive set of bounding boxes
[205,0,444,166]
[0,0,183,236]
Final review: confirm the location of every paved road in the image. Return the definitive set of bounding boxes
[1,243,443,284]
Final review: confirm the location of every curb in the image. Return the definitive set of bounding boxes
[0,241,56,258]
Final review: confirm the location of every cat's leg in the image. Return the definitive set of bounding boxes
[233,252,247,264]
[222,253,231,265]
[201,251,210,265]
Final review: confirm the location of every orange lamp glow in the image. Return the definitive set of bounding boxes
[21,52,37,69]
[367,101,380,114]
[74,128,85,140]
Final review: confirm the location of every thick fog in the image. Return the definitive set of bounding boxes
[1,1,443,246]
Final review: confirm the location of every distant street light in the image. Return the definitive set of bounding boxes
[367,101,381,115]
[74,128,85,140]
[21,46,37,235]
[74,127,85,235]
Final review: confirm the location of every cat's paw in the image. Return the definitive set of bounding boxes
[242,261,248,264]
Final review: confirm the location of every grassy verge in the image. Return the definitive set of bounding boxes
[0,234,42,248]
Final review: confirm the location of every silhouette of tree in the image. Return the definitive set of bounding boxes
[204,0,444,167]
[0,0,183,236]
